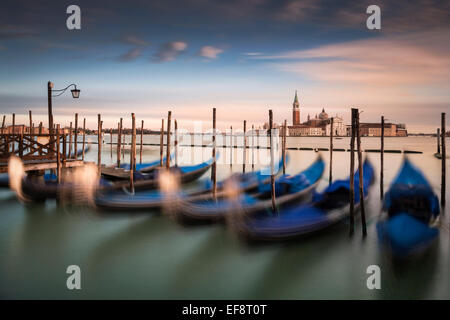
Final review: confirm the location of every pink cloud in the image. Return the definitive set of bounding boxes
[264,31,450,88]
[153,41,188,62]
[198,46,224,59]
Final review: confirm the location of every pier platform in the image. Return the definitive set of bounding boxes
[0,159,85,173]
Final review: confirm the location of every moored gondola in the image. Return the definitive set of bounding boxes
[101,154,173,180]
[232,158,375,241]
[376,158,440,258]
[13,157,213,201]
[95,155,289,211]
[176,155,324,223]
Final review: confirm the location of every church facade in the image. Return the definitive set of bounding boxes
[287,91,347,136]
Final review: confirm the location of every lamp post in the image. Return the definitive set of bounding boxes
[47,81,80,153]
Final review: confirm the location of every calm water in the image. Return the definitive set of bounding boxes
[0,136,449,299]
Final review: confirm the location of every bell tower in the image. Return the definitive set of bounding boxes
[292,90,300,125]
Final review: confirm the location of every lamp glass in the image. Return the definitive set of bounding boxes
[71,89,80,98]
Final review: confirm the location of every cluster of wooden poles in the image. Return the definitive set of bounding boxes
[103,111,179,193]
[1,111,89,161]
[4,108,447,233]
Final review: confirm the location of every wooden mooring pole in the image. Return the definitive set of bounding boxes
[82,118,86,161]
[243,120,247,173]
[68,121,72,158]
[97,114,102,172]
[74,113,78,158]
[130,113,136,193]
[166,111,172,169]
[441,113,446,208]
[140,120,144,164]
[212,108,217,199]
[117,119,122,166]
[252,124,255,171]
[56,124,61,183]
[356,110,367,236]
[160,119,164,166]
[110,128,113,158]
[230,126,233,167]
[380,116,385,200]
[349,108,357,236]
[174,120,178,167]
[12,113,15,153]
[1,114,5,148]
[329,117,333,185]
[122,132,125,160]
[39,122,43,156]
[437,128,441,154]
[282,120,287,175]
[117,118,123,167]
[269,110,277,212]
[28,111,32,152]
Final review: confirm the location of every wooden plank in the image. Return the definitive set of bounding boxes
[0,159,85,173]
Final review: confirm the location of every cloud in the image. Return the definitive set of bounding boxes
[123,35,149,46]
[0,24,37,39]
[243,52,262,56]
[275,0,320,22]
[152,41,188,62]
[116,35,150,62]
[198,46,223,59]
[272,0,450,32]
[118,48,143,62]
[260,30,450,87]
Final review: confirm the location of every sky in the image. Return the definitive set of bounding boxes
[0,0,449,132]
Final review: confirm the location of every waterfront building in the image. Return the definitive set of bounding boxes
[285,91,407,137]
[287,91,346,136]
[359,123,407,137]
[292,90,300,126]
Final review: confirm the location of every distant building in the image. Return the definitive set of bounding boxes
[359,123,407,137]
[345,122,408,137]
[287,91,346,136]
[284,91,408,137]
[292,90,300,126]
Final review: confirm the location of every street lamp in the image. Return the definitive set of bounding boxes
[70,86,80,99]
[47,81,80,134]
[47,81,80,151]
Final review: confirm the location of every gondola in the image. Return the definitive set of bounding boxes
[101,155,173,180]
[176,155,325,223]
[233,158,375,241]
[16,157,213,201]
[95,155,289,211]
[376,158,440,258]
[119,153,174,172]
[0,173,10,188]
[0,144,90,189]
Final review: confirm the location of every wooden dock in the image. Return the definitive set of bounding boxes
[0,132,88,175]
[0,158,84,174]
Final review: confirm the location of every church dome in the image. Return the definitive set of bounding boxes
[318,108,328,120]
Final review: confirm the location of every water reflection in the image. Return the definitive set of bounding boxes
[0,136,448,298]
